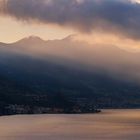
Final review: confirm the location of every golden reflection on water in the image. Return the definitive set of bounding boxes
[0,109,140,140]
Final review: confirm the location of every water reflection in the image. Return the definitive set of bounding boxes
[0,109,140,140]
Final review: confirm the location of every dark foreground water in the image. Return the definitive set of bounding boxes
[0,109,140,140]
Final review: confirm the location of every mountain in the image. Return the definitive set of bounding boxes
[0,35,140,113]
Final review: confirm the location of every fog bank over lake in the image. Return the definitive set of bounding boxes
[0,110,140,140]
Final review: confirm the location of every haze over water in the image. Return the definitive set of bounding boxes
[0,110,139,140]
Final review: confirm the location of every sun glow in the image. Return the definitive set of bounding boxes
[72,32,140,52]
[132,0,140,3]
[0,16,75,43]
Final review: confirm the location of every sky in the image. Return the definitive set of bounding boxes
[0,16,74,43]
[0,0,140,51]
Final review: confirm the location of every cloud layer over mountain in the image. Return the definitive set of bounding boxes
[0,0,140,39]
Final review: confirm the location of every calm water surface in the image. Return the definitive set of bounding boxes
[0,109,140,140]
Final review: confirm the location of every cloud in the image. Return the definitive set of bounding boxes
[1,0,140,39]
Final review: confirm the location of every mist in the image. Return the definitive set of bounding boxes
[1,35,140,84]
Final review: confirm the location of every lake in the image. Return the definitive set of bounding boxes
[0,109,140,140]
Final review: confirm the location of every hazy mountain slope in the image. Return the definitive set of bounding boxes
[6,36,140,82]
[0,36,140,108]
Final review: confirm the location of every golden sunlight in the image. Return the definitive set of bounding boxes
[72,32,140,52]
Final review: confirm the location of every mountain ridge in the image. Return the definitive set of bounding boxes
[0,35,140,110]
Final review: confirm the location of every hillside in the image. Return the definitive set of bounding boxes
[0,36,140,115]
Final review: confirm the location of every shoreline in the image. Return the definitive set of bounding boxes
[0,109,101,117]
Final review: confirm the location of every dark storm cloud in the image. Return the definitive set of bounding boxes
[1,0,140,39]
